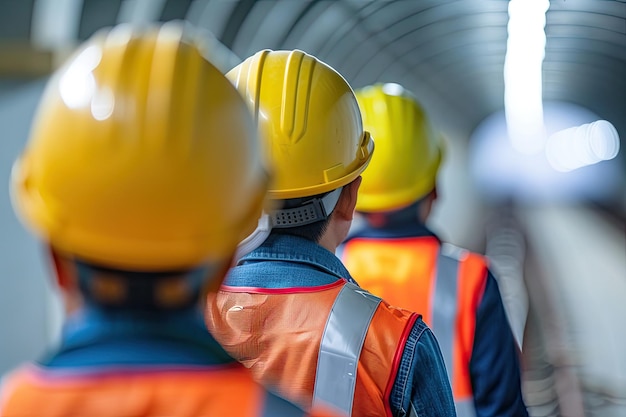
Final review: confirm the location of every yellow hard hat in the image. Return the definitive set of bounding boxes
[355,83,443,212]
[10,22,269,271]
[226,49,374,200]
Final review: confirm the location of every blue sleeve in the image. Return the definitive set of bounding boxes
[261,390,307,417]
[390,316,457,417]
[470,272,528,417]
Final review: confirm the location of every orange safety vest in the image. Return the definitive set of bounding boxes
[206,279,419,417]
[0,363,336,417]
[342,237,488,417]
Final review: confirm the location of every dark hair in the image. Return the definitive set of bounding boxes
[74,259,212,312]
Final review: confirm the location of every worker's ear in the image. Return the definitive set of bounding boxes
[333,176,362,221]
[47,245,83,314]
[418,186,438,223]
[48,246,78,292]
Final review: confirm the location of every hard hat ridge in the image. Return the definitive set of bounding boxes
[355,83,443,213]
[226,49,374,201]
[11,22,270,271]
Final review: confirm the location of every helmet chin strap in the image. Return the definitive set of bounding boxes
[234,187,343,262]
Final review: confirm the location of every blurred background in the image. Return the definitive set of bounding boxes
[0,1,624,416]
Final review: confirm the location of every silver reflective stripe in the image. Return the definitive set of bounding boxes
[313,282,382,416]
[455,398,477,417]
[431,244,463,385]
[432,244,478,417]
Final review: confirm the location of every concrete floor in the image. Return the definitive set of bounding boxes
[518,205,626,417]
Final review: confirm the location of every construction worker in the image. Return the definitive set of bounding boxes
[340,83,528,417]
[205,50,456,417]
[0,23,339,417]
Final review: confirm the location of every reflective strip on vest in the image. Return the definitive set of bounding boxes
[313,282,382,416]
[455,399,476,417]
[432,243,476,417]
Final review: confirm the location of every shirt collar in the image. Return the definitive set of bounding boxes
[61,306,214,349]
[239,233,355,282]
[41,306,233,368]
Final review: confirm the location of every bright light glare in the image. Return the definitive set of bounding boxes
[590,120,620,160]
[469,106,623,204]
[107,23,134,46]
[382,83,405,96]
[546,120,620,172]
[504,0,550,155]
[58,44,116,121]
[91,87,115,121]
[59,45,101,109]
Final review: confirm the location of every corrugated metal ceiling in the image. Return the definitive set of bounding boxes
[1,0,624,154]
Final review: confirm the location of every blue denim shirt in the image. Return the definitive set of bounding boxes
[40,307,234,368]
[226,233,456,417]
[342,220,529,417]
[23,307,311,417]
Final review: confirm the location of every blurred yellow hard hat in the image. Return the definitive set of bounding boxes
[355,83,443,212]
[226,49,374,200]
[10,22,269,271]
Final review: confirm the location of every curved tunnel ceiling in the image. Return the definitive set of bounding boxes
[216,0,626,144]
[1,0,625,157]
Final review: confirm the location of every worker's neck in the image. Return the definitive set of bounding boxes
[317,216,351,254]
